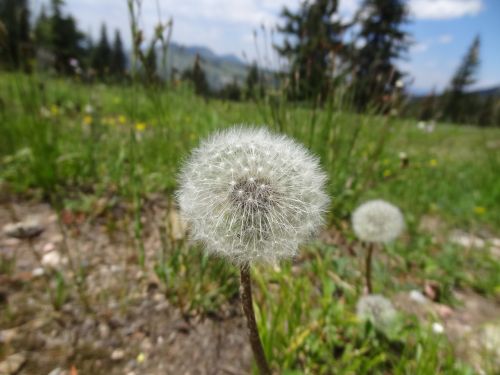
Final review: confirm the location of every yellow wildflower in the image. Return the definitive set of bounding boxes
[135,122,146,132]
[429,159,438,167]
[83,115,93,125]
[118,115,127,124]
[136,353,146,363]
[383,169,391,177]
[474,206,486,215]
[50,105,59,116]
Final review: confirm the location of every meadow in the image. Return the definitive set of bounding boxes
[0,72,499,374]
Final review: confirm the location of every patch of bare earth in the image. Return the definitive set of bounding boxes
[0,201,251,375]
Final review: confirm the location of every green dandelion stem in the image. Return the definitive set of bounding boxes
[240,266,271,375]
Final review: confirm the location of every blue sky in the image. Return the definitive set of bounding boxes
[36,0,499,93]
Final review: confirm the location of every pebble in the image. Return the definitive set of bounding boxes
[111,349,125,361]
[3,218,44,239]
[41,251,61,267]
[409,290,428,304]
[0,352,27,374]
[32,267,45,277]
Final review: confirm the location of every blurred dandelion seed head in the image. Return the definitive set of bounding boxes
[177,126,329,265]
[356,294,397,330]
[352,199,404,243]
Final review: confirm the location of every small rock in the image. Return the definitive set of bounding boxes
[409,290,428,304]
[0,352,27,374]
[98,323,110,339]
[449,230,485,249]
[3,219,44,239]
[47,367,64,375]
[0,328,18,343]
[111,349,125,361]
[41,251,61,267]
[42,242,55,253]
[32,267,45,277]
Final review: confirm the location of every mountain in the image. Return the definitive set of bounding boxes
[161,42,250,89]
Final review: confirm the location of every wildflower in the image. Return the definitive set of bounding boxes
[118,115,127,124]
[474,206,486,215]
[83,115,93,125]
[84,104,94,115]
[352,199,404,244]
[432,322,444,334]
[356,294,398,330]
[383,169,391,177]
[429,159,438,167]
[135,122,146,132]
[178,126,329,265]
[50,105,59,116]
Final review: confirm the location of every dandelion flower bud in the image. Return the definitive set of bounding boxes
[177,126,329,265]
[356,294,397,330]
[352,199,404,243]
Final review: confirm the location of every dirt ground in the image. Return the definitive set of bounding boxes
[1,200,499,374]
[0,200,251,375]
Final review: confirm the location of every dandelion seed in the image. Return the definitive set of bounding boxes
[352,199,404,244]
[177,126,329,265]
[352,199,404,293]
[356,294,398,331]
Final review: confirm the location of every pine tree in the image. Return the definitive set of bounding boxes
[245,62,260,99]
[275,0,347,100]
[351,0,409,111]
[111,29,126,77]
[0,0,31,69]
[443,35,480,123]
[92,24,112,77]
[50,0,85,73]
[182,54,209,97]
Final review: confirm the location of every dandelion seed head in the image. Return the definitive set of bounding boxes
[352,199,404,243]
[356,294,398,330]
[177,126,329,265]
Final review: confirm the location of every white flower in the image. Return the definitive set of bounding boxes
[356,294,397,330]
[432,322,444,334]
[352,199,404,243]
[177,126,329,265]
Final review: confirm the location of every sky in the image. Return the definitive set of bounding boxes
[34,0,500,94]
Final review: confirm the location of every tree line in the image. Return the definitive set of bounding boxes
[0,0,498,126]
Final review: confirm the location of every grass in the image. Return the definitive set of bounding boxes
[1,71,499,374]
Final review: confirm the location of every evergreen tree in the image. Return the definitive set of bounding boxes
[111,29,126,77]
[275,0,347,100]
[245,62,260,99]
[351,0,409,111]
[443,35,480,123]
[92,24,112,76]
[34,5,52,49]
[220,77,242,101]
[50,0,85,73]
[0,0,31,69]
[419,89,437,121]
[183,54,209,97]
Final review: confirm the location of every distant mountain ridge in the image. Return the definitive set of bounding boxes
[161,42,250,89]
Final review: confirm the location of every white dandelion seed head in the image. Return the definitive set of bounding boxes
[356,294,398,330]
[352,199,404,243]
[177,126,329,265]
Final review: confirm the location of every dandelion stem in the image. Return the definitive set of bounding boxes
[365,243,374,294]
[240,266,271,375]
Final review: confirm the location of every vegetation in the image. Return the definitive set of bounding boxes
[0,0,499,374]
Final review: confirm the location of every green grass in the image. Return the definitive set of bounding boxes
[1,72,499,374]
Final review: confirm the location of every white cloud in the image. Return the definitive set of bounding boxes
[409,0,483,20]
[412,42,429,53]
[438,34,454,44]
